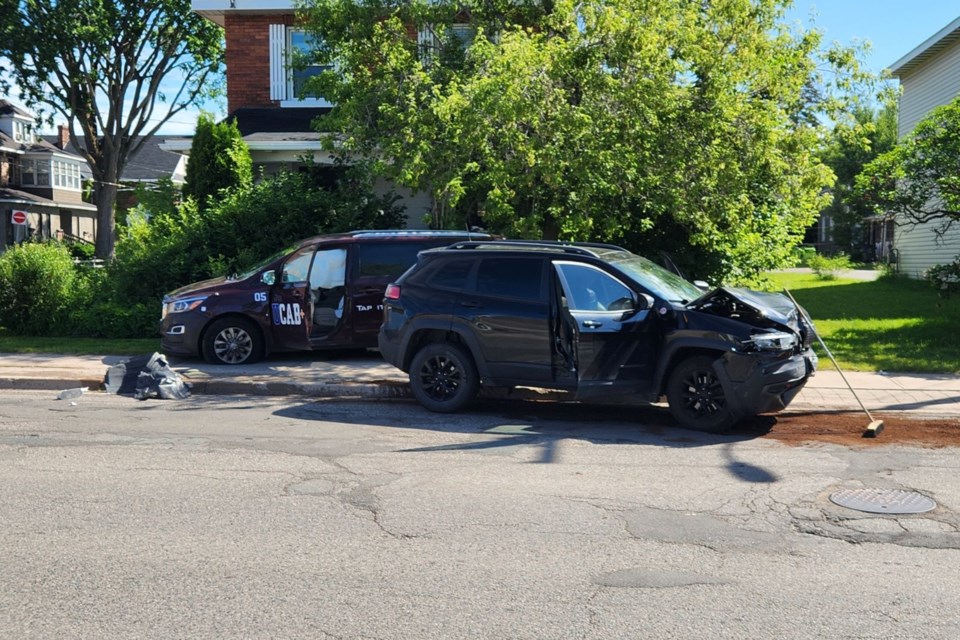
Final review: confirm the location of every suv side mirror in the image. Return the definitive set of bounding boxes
[261,270,276,286]
[615,292,655,318]
[693,280,710,291]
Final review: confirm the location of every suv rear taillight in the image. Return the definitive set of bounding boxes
[384,284,401,300]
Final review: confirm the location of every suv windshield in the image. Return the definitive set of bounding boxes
[606,253,704,304]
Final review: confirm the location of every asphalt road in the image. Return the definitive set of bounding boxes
[2,390,959,639]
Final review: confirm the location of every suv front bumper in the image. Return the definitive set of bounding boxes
[717,347,818,417]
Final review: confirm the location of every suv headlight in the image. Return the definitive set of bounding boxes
[746,331,798,352]
[164,295,208,317]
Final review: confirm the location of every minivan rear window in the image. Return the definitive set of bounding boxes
[358,242,433,277]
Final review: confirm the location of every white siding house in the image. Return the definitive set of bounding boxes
[889,17,960,278]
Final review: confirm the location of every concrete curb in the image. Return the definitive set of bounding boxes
[187,378,411,398]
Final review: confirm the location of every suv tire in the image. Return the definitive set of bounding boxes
[202,317,264,365]
[409,342,479,412]
[666,355,738,432]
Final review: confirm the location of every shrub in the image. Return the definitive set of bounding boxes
[791,246,818,268]
[109,166,405,308]
[0,242,77,335]
[926,261,960,297]
[65,240,96,260]
[807,252,853,280]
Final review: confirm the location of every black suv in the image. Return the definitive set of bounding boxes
[160,230,489,365]
[378,240,818,432]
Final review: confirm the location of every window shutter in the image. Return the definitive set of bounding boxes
[269,24,287,101]
[418,25,438,64]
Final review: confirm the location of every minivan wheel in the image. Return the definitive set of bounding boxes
[202,317,264,365]
[409,342,479,413]
[665,355,739,432]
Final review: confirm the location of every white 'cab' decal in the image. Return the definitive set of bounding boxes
[271,303,303,326]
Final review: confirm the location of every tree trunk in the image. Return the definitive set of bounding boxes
[94,180,118,260]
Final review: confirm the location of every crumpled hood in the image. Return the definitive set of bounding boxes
[165,276,230,300]
[689,286,799,330]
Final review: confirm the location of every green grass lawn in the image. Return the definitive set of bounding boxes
[762,272,960,374]
[0,331,160,357]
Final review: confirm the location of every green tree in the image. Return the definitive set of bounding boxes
[0,0,224,260]
[299,0,877,282]
[183,113,252,208]
[818,102,898,259]
[857,96,960,245]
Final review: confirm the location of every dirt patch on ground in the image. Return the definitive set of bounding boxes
[734,412,960,448]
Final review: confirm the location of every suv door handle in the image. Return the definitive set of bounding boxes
[582,320,603,328]
[460,301,483,309]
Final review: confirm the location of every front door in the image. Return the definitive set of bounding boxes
[553,261,659,397]
[270,244,316,352]
[305,247,348,344]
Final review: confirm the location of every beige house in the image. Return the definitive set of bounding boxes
[889,16,960,278]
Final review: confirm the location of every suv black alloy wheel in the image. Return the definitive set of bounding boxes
[409,343,479,412]
[666,355,737,432]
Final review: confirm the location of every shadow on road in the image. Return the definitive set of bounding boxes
[272,396,780,483]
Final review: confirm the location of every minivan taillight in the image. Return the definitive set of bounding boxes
[384,284,401,300]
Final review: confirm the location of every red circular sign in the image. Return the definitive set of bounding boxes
[11,210,27,225]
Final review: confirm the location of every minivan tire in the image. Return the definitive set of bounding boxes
[665,355,739,432]
[202,317,264,365]
[409,342,479,413]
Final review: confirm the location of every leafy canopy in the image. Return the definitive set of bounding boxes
[0,0,224,260]
[857,96,960,243]
[818,102,898,257]
[299,0,877,282]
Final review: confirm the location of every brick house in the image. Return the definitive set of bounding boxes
[165,0,433,227]
[0,100,97,251]
[887,16,960,277]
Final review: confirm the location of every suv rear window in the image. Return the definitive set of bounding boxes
[425,258,474,290]
[475,257,544,300]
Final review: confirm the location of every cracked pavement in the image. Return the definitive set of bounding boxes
[1,390,959,639]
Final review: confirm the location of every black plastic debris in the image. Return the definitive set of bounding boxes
[103,352,191,400]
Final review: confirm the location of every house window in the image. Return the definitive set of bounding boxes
[22,159,35,185]
[269,25,334,107]
[12,120,31,143]
[52,160,82,190]
[21,158,52,187]
[418,23,476,64]
[2,156,20,186]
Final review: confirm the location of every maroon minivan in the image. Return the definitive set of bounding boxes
[160,230,489,364]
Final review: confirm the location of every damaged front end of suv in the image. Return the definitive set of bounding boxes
[658,286,819,431]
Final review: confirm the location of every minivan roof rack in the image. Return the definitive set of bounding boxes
[447,239,628,256]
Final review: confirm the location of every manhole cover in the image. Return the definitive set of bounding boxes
[830,488,936,514]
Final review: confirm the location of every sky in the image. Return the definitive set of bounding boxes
[784,1,959,75]
[3,2,959,136]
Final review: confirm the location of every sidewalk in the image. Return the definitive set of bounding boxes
[1,351,959,418]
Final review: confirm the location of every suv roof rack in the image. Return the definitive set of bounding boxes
[348,229,490,238]
[447,239,628,256]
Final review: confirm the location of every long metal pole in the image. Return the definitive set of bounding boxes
[783,288,877,423]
